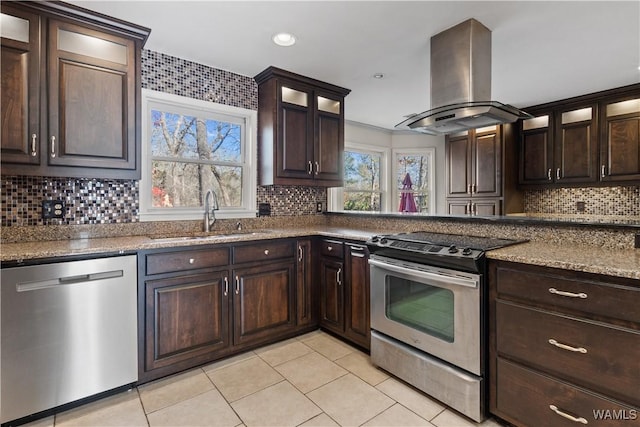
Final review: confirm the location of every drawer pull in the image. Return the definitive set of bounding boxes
[327,246,333,251]
[189,258,195,264]
[548,338,587,354]
[549,405,588,424]
[264,249,269,255]
[549,288,587,299]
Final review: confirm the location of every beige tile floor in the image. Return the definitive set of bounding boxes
[25,331,506,427]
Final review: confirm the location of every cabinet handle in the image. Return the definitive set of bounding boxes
[308,161,313,175]
[189,258,195,264]
[314,161,319,175]
[549,405,588,424]
[235,275,240,294]
[548,338,587,354]
[336,268,342,286]
[556,168,561,180]
[31,134,37,156]
[223,276,229,296]
[547,168,552,181]
[472,183,476,194]
[50,136,56,158]
[466,202,471,215]
[471,203,477,215]
[467,184,472,195]
[601,164,606,178]
[298,245,303,262]
[548,287,587,299]
[327,246,333,251]
[264,249,269,255]
[350,246,366,258]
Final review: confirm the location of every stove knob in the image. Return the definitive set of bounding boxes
[448,245,458,254]
[462,247,472,256]
[380,238,389,245]
[370,236,379,243]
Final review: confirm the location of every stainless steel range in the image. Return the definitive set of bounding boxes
[366,231,526,422]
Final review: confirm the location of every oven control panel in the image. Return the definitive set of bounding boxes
[367,235,483,259]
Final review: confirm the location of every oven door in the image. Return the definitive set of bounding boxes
[369,254,481,375]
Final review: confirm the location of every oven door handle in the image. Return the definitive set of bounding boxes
[368,258,478,289]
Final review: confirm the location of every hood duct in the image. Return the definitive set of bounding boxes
[396,18,531,135]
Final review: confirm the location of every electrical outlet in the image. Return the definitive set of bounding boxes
[42,200,65,219]
[576,201,586,212]
[635,233,640,249]
[316,202,323,212]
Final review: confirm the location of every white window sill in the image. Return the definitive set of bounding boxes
[140,209,258,222]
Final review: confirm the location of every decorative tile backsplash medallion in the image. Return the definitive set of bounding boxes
[142,50,257,110]
[1,176,139,227]
[524,186,640,216]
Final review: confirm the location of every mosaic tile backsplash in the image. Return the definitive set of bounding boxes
[524,186,640,216]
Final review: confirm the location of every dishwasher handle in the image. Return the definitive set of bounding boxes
[17,269,124,292]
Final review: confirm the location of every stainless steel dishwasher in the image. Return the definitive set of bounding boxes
[1,255,138,423]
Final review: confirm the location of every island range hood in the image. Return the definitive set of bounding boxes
[396,19,531,135]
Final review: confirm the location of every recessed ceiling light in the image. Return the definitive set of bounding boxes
[373,73,384,79]
[273,33,296,47]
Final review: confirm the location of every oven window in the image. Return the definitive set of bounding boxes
[385,277,454,342]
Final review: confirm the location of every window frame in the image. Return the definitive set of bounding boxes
[329,142,390,212]
[391,148,436,214]
[140,89,257,221]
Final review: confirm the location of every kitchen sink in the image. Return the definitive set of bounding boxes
[148,230,271,243]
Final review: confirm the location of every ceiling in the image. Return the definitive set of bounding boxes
[69,1,640,131]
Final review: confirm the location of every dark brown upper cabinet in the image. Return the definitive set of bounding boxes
[0,1,150,179]
[518,84,640,187]
[445,125,522,215]
[600,95,640,182]
[255,66,350,187]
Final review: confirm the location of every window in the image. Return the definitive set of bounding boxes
[393,149,435,213]
[140,89,257,221]
[329,143,388,212]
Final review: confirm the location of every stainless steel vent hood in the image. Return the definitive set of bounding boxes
[396,19,531,135]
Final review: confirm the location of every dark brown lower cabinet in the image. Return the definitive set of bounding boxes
[489,260,640,426]
[318,238,370,349]
[138,238,313,383]
[144,271,230,372]
[233,261,296,347]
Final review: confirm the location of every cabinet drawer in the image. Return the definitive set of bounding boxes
[496,301,640,406]
[320,239,344,259]
[233,240,295,264]
[145,247,230,275]
[495,358,639,427]
[496,265,640,324]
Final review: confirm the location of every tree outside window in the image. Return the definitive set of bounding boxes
[150,110,244,209]
[343,150,382,211]
[394,150,433,213]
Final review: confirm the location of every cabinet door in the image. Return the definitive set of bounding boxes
[47,20,137,173]
[277,83,314,181]
[473,199,501,216]
[446,133,472,197]
[319,257,344,334]
[314,92,343,183]
[473,126,502,197]
[519,114,553,185]
[344,244,370,349]
[554,104,598,183]
[233,261,296,347]
[600,97,640,182]
[0,5,41,165]
[144,271,230,371]
[296,239,317,327]
[447,199,471,215]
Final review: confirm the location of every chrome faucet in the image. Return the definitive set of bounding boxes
[204,189,219,232]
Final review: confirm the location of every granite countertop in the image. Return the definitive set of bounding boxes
[2,226,638,280]
[487,241,640,280]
